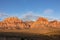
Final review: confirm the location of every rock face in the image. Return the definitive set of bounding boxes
[0,17,30,29]
[24,21,34,29]
[0,16,60,30]
[36,17,48,25]
[31,17,49,29]
[48,20,60,28]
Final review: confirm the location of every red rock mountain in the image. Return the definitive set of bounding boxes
[0,17,30,29]
[36,17,48,24]
[0,17,60,30]
[48,20,60,28]
[31,17,49,29]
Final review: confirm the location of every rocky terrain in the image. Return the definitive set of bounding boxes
[0,16,60,40]
[0,16,60,35]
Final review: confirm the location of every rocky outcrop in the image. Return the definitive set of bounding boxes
[31,17,49,29]
[36,17,48,25]
[0,17,30,30]
[24,21,34,29]
[48,20,60,28]
[0,16,60,30]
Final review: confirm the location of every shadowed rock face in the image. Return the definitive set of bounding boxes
[24,21,34,29]
[0,17,60,30]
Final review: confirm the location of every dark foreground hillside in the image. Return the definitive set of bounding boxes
[0,32,60,40]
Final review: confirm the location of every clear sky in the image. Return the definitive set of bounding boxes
[0,0,60,20]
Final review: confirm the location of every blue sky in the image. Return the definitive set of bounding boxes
[0,0,60,20]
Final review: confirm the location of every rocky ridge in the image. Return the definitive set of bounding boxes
[0,17,60,30]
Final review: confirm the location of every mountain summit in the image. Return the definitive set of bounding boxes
[0,16,60,30]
